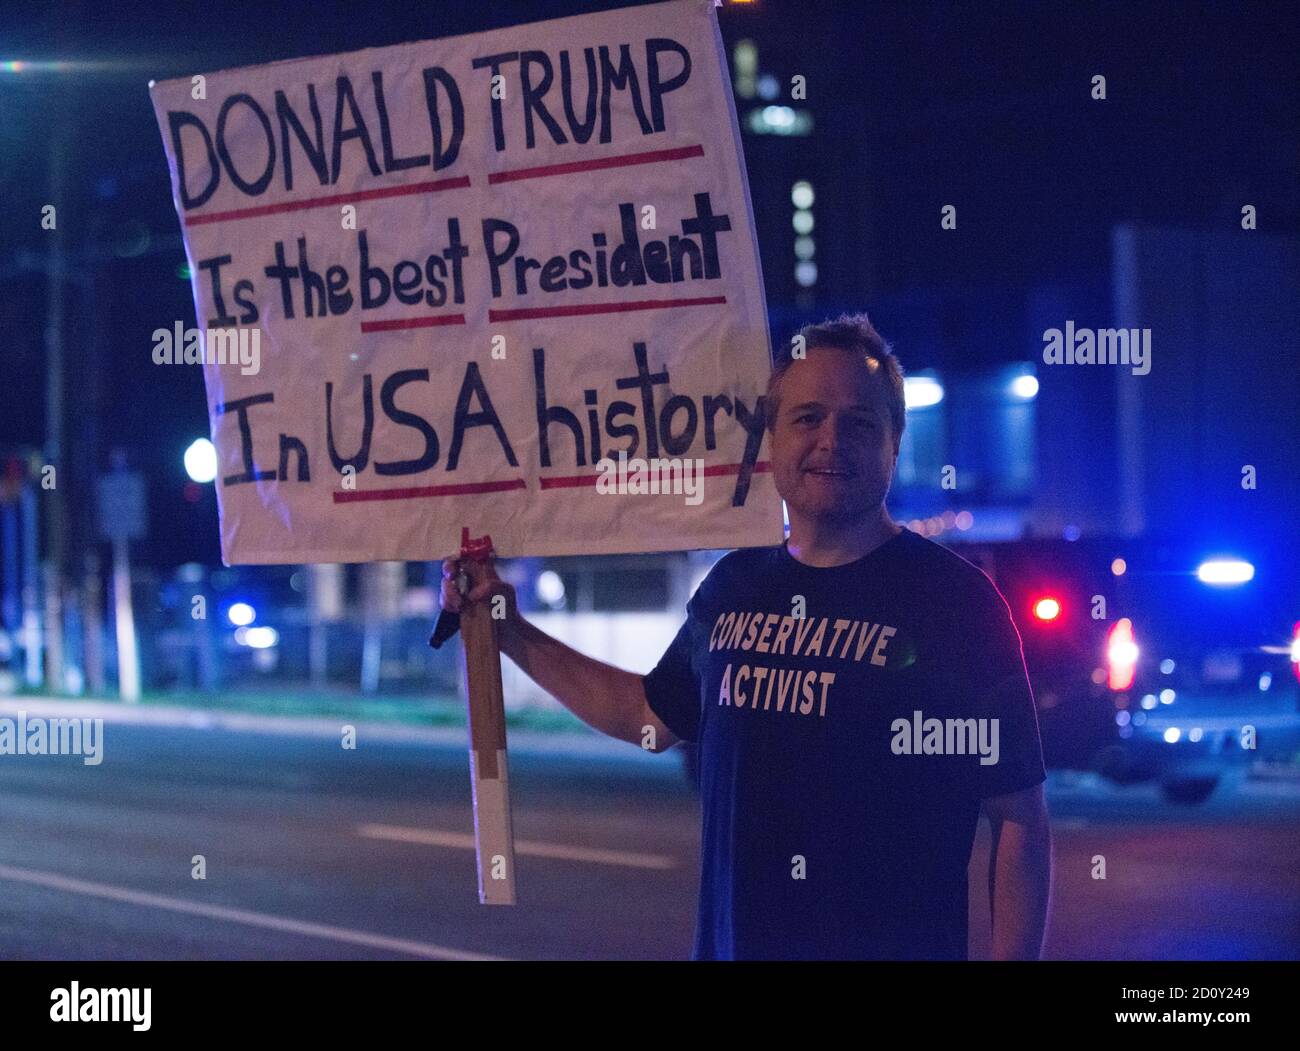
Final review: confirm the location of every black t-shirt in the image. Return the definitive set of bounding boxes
[642,527,1046,960]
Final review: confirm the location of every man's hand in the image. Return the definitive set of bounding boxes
[440,554,518,628]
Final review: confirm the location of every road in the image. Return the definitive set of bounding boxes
[0,709,1296,960]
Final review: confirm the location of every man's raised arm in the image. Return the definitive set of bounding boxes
[441,557,680,751]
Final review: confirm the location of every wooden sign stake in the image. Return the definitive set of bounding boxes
[456,527,517,905]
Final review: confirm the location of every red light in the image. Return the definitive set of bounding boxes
[1107,618,1138,691]
[1033,596,1061,621]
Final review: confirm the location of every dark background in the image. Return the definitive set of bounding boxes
[1,0,1297,567]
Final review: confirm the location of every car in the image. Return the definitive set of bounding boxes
[964,537,1300,804]
[678,536,1300,806]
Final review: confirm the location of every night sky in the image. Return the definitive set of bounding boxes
[1,0,1296,567]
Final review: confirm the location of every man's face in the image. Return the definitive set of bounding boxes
[768,346,900,523]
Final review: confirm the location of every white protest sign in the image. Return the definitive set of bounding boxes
[150,0,782,564]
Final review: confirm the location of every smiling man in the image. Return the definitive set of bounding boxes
[442,313,1052,961]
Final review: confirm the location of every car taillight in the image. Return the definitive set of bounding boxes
[1107,618,1138,691]
[1033,596,1062,622]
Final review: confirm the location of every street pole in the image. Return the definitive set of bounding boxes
[306,563,341,687]
[360,562,381,695]
[20,478,42,688]
[111,534,140,703]
[82,551,106,694]
[42,79,70,693]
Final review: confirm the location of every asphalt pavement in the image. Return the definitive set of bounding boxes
[0,698,1296,960]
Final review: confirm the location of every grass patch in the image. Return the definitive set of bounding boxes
[8,684,588,735]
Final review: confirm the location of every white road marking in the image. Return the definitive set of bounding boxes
[358,823,676,870]
[0,862,502,961]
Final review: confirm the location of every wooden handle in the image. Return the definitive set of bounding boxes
[460,586,516,905]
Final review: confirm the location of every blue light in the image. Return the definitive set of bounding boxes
[227,602,255,626]
[1010,374,1039,400]
[184,438,218,483]
[1196,558,1254,586]
[242,626,278,649]
[903,375,944,409]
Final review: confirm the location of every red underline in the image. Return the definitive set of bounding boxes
[540,461,772,490]
[184,175,472,226]
[487,144,705,185]
[489,296,726,322]
[333,479,526,502]
[360,313,467,333]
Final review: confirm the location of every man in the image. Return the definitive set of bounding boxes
[441,313,1053,960]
